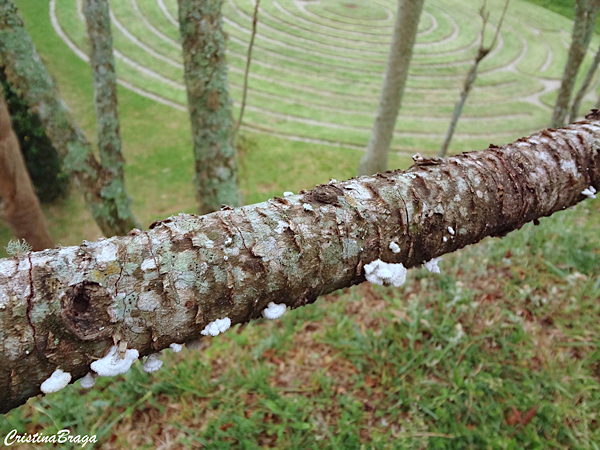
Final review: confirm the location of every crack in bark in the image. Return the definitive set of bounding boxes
[495,151,526,217]
[270,201,304,253]
[226,212,252,256]
[143,229,179,307]
[114,259,124,297]
[25,252,39,353]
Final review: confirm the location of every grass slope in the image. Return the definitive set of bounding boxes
[0,0,599,448]
[49,0,600,153]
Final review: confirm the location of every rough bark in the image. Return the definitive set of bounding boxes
[1,116,600,414]
[569,43,600,123]
[357,0,424,176]
[82,0,138,232]
[178,0,239,214]
[0,0,138,236]
[551,0,600,128]
[439,0,510,158]
[0,85,53,251]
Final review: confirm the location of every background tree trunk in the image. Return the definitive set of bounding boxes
[357,0,424,176]
[178,0,239,214]
[0,0,139,237]
[551,0,600,128]
[1,115,599,414]
[82,0,139,230]
[0,85,53,251]
[569,43,600,123]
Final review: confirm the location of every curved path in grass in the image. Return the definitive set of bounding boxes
[51,0,600,154]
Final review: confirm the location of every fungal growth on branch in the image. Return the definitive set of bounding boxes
[40,369,71,394]
[79,372,96,389]
[424,257,443,274]
[169,343,183,353]
[201,318,232,337]
[262,302,287,320]
[364,260,408,287]
[582,186,597,198]
[90,346,139,377]
[0,117,599,414]
[142,353,163,373]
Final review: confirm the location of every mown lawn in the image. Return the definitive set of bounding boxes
[49,0,600,152]
[1,0,599,448]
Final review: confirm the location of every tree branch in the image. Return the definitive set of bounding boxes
[569,43,600,123]
[1,116,599,414]
[439,0,510,157]
[231,0,260,147]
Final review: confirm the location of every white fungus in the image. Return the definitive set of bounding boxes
[262,302,287,320]
[90,345,139,377]
[582,186,597,199]
[424,257,442,274]
[443,236,448,242]
[364,259,407,287]
[170,343,183,353]
[303,203,314,211]
[96,242,118,264]
[40,369,72,394]
[283,191,294,197]
[143,353,163,373]
[201,317,231,336]
[79,372,96,389]
[448,226,455,235]
[389,242,401,254]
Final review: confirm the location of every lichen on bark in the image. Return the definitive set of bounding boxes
[0,116,599,414]
[178,0,239,214]
[0,0,138,236]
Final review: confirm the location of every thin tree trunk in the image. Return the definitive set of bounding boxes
[82,0,138,231]
[569,43,600,123]
[178,0,239,214]
[231,0,260,147]
[357,0,424,176]
[551,0,600,128]
[1,115,599,414]
[0,85,53,251]
[439,63,480,158]
[439,0,510,157]
[0,0,139,236]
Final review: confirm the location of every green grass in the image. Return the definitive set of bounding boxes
[48,0,600,154]
[525,0,600,35]
[1,0,600,447]
[2,201,599,447]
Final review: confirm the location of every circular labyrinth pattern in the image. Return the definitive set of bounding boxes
[51,0,600,154]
